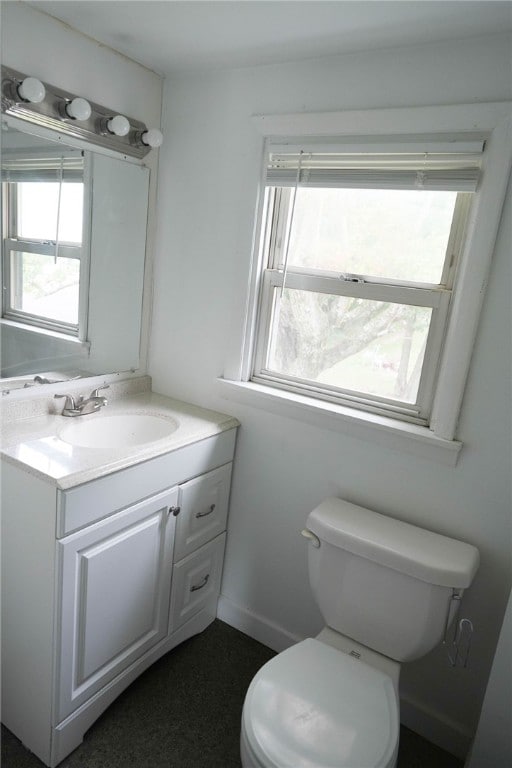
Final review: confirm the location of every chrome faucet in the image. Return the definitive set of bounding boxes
[54,385,110,417]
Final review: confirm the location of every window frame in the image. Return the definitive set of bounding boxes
[218,102,512,461]
[252,184,471,424]
[1,152,91,340]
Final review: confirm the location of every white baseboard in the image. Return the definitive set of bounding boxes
[400,692,473,760]
[217,594,301,653]
[217,594,472,760]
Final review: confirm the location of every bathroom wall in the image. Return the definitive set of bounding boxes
[466,587,512,767]
[1,3,161,117]
[149,33,512,758]
[1,1,162,376]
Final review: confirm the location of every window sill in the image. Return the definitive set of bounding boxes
[215,377,462,466]
[0,318,90,349]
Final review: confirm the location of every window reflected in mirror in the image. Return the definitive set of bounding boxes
[0,121,150,387]
[3,153,87,334]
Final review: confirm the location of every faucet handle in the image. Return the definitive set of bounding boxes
[89,384,110,398]
[54,393,78,411]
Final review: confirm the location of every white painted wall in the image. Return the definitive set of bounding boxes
[150,33,512,758]
[1,3,161,125]
[466,588,512,767]
[1,1,163,376]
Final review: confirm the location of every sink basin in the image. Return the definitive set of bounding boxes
[59,413,179,449]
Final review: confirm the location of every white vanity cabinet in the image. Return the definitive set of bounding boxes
[1,427,236,768]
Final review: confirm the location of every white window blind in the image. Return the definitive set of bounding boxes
[1,151,84,182]
[266,139,484,191]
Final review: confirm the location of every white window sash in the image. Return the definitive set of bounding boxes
[252,370,428,424]
[262,269,447,306]
[5,238,82,259]
[268,187,471,288]
[253,270,450,420]
[2,308,80,337]
[3,241,82,336]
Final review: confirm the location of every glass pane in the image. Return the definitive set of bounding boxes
[16,182,84,243]
[284,188,457,284]
[267,288,432,403]
[10,251,79,325]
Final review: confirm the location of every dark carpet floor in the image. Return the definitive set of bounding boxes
[1,619,463,767]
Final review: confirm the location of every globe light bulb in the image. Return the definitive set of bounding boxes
[141,129,163,148]
[17,77,46,104]
[106,115,130,137]
[65,97,92,121]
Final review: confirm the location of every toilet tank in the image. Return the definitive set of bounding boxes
[306,499,479,662]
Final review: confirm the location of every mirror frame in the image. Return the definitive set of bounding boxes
[1,116,151,391]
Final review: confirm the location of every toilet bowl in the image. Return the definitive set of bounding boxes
[241,638,399,768]
[240,497,480,768]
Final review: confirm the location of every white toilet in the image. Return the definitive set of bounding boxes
[240,498,479,768]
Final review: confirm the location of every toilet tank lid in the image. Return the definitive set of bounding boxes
[307,499,479,588]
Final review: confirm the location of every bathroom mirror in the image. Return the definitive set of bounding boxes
[1,118,150,390]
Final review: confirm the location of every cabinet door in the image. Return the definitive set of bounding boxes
[174,463,231,561]
[56,486,178,722]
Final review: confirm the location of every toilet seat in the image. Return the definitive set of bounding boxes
[241,638,399,768]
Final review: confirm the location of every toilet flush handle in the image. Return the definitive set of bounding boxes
[301,528,321,548]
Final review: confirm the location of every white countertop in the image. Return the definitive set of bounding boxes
[1,385,239,490]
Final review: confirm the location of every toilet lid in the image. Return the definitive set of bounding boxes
[243,639,399,768]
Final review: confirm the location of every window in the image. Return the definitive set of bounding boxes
[218,103,511,459]
[2,151,87,336]
[251,142,481,426]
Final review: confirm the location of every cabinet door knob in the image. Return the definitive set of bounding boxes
[190,574,210,592]
[195,503,215,519]
[168,506,181,516]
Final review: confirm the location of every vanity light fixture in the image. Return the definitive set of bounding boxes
[1,65,163,159]
[17,76,46,103]
[65,97,92,122]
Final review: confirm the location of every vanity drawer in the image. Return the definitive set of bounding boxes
[169,533,226,632]
[174,463,232,561]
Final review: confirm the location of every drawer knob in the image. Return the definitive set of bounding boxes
[190,574,210,592]
[168,506,181,516]
[195,503,215,519]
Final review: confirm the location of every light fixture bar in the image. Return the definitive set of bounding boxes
[1,66,161,160]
